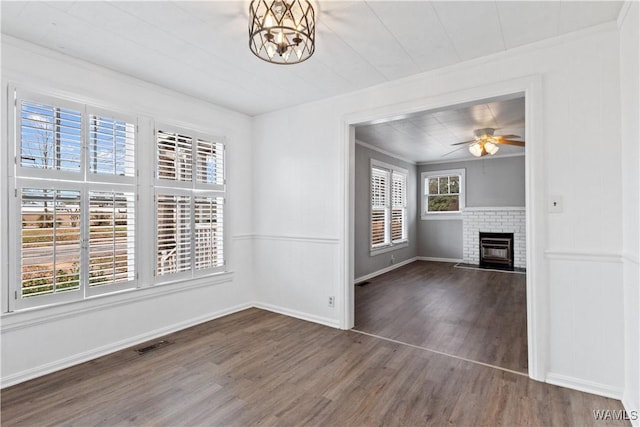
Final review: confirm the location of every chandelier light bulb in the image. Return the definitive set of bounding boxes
[264,13,274,28]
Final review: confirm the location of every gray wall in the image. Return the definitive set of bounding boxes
[418,156,525,259]
[354,142,418,279]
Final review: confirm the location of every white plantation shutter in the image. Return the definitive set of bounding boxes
[89,115,135,177]
[157,130,193,182]
[155,125,226,280]
[88,191,136,287]
[156,194,192,275]
[12,90,138,310]
[20,188,82,298]
[194,196,224,270]
[19,100,82,173]
[371,167,389,247]
[196,139,224,187]
[370,161,408,251]
[391,172,407,243]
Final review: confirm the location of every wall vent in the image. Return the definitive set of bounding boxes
[135,340,172,355]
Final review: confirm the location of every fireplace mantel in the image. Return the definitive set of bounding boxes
[462,207,526,268]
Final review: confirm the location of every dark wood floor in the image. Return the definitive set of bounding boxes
[1,308,627,426]
[355,261,528,373]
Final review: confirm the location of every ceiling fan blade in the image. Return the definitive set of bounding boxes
[450,139,475,146]
[442,145,469,157]
[498,139,526,147]
[496,134,521,140]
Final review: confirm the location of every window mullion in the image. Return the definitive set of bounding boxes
[190,196,196,274]
[80,186,89,299]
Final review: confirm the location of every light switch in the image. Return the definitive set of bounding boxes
[549,196,563,213]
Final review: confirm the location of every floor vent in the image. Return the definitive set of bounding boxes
[135,340,172,355]
[356,281,370,287]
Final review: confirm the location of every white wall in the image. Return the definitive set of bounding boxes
[0,37,255,386]
[619,1,640,422]
[253,24,625,397]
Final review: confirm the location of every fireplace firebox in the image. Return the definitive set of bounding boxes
[479,232,514,269]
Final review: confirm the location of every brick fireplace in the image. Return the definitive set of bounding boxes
[462,207,526,269]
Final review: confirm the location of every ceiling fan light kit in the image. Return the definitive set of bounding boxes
[451,127,525,158]
[249,0,316,65]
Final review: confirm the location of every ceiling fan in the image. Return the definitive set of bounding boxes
[447,128,525,157]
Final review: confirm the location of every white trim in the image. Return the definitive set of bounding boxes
[421,168,466,217]
[463,206,525,212]
[622,252,640,265]
[546,372,624,400]
[231,234,255,241]
[253,234,340,245]
[421,214,462,221]
[417,152,525,166]
[343,74,545,382]
[371,158,408,175]
[622,397,640,427]
[416,257,462,263]
[370,241,408,256]
[1,272,234,331]
[355,140,417,165]
[354,257,417,284]
[544,250,623,264]
[1,301,251,388]
[618,1,633,28]
[253,302,341,329]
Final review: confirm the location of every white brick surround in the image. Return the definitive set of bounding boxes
[462,207,526,268]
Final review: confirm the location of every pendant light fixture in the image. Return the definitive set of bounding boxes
[249,0,316,65]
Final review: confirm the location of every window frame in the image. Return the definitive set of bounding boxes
[6,86,231,314]
[421,168,466,220]
[370,159,408,256]
[9,88,139,311]
[153,123,226,283]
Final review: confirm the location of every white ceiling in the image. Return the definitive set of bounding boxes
[1,1,622,162]
[355,95,525,163]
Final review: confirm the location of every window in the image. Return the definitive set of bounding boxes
[12,90,137,310]
[421,169,465,218]
[370,160,407,253]
[155,127,225,279]
[8,88,229,312]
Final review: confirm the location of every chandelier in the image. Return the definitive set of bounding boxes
[249,0,316,64]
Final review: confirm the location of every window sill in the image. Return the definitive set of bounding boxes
[2,271,234,332]
[421,213,462,220]
[370,241,408,256]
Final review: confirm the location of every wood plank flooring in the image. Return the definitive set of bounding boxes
[1,308,627,426]
[355,261,528,373]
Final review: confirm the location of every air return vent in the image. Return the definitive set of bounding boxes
[135,340,172,355]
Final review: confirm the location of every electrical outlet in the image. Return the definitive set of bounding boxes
[549,195,563,213]
[391,254,396,264]
[328,296,335,308]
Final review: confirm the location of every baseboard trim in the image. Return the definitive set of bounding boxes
[253,302,340,329]
[622,396,640,427]
[546,372,623,400]
[0,302,253,389]
[416,256,463,263]
[354,257,417,283]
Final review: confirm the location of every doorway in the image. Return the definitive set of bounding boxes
[341,76,545,380]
